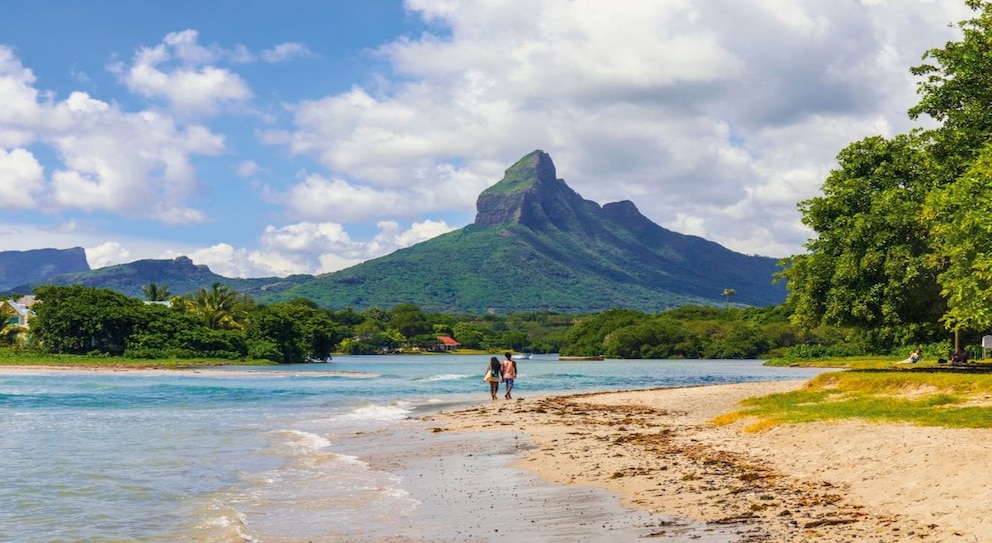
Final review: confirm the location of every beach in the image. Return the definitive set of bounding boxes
[0,358,841,541]
[424,380,992,542]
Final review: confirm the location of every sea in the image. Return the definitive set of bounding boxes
[0,355,829,543]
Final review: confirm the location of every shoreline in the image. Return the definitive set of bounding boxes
[423,380,992,542]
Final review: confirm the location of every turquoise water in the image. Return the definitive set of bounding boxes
[0,355,827,542]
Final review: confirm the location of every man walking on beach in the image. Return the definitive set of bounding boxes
[501,352,518,399]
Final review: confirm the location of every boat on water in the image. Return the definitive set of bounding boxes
[558,355,605,361]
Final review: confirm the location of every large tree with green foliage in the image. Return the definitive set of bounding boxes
[781,133,945,348]
[924,145,992,337]
[910,0,992,176]
[780,1,992,351]
[32,285,146,355]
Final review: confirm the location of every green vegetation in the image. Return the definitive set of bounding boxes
[0,348,273,368]
[10,282,957,364]
[720,370,992,430]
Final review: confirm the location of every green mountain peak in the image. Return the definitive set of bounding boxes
[479,150,556,196]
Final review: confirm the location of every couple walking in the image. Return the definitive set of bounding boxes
[485,352,518,401]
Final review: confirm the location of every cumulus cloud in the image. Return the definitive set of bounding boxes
[44,95,224,222]
[0,38,229,224]
[237,160,263,177]
[85,242,131,269]
[267,0,972,258]
[112,30,252,116]
[244,219,456,276]
[0,148,44,208]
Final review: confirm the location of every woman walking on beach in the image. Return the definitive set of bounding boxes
[484,356,502,400]
[501,352,518,400]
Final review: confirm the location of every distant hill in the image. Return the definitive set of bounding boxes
[0,247,90,292]
[4,150,787,313]
[6,255,310,301]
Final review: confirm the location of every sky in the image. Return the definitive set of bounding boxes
[0,0,974,278]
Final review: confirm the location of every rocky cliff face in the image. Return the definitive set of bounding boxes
[474,150,605,233]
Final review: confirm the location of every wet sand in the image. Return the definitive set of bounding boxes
[423,381,992,542]
[333,421,737,542]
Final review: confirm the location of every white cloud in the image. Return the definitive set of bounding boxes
[241,219,456,276]
[264,0,971,258]
[114,29,252,116]
[261,42,313,63]
[279,173,407,222]
[0,148,44,208]
[85,242,131,269]
[44,98,224,223]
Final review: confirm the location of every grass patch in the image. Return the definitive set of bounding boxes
[0,349,275,369]
[765,355,917,369]
[724,371,992,430]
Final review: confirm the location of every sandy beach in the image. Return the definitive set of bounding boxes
[423,380,992,542]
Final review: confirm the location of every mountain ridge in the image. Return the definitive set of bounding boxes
[3,150,786,313]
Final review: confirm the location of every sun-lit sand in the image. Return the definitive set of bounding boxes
[424,380,992,542]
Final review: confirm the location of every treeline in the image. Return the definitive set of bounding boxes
[0,283,885,363]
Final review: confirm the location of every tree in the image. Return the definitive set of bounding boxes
[142,283,171,301]
[722,288,735,309]
[31,285,145,355]
[389,303,431,338]
[780,133,945,348]
[561,309,646,356]
[924,144,992,340]
[180,283,245,330]
[244,304,305,363]
[909,0,992,177]
[451,322,489,349]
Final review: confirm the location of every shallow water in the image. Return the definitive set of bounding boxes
[0,356,827,542]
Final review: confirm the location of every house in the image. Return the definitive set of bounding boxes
[437,335,461,351]
[1,297,36,329]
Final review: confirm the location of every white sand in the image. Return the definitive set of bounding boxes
[425,380,992,542]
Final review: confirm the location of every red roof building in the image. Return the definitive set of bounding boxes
[437,335,460,351]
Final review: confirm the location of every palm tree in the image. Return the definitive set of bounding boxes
[142,283,171,301]
[187,283,243,330]
[722,288,736,309]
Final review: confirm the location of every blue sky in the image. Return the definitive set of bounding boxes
[0,1,973,277]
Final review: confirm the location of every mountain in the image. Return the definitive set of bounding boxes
[269,150,786,312]
[0,247,90,292]
[6,255,310,300]
[4,150,787,313]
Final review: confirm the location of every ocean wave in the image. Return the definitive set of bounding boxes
[417,373,467,382]
[339,402,413,422]
[272,429,332,455]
